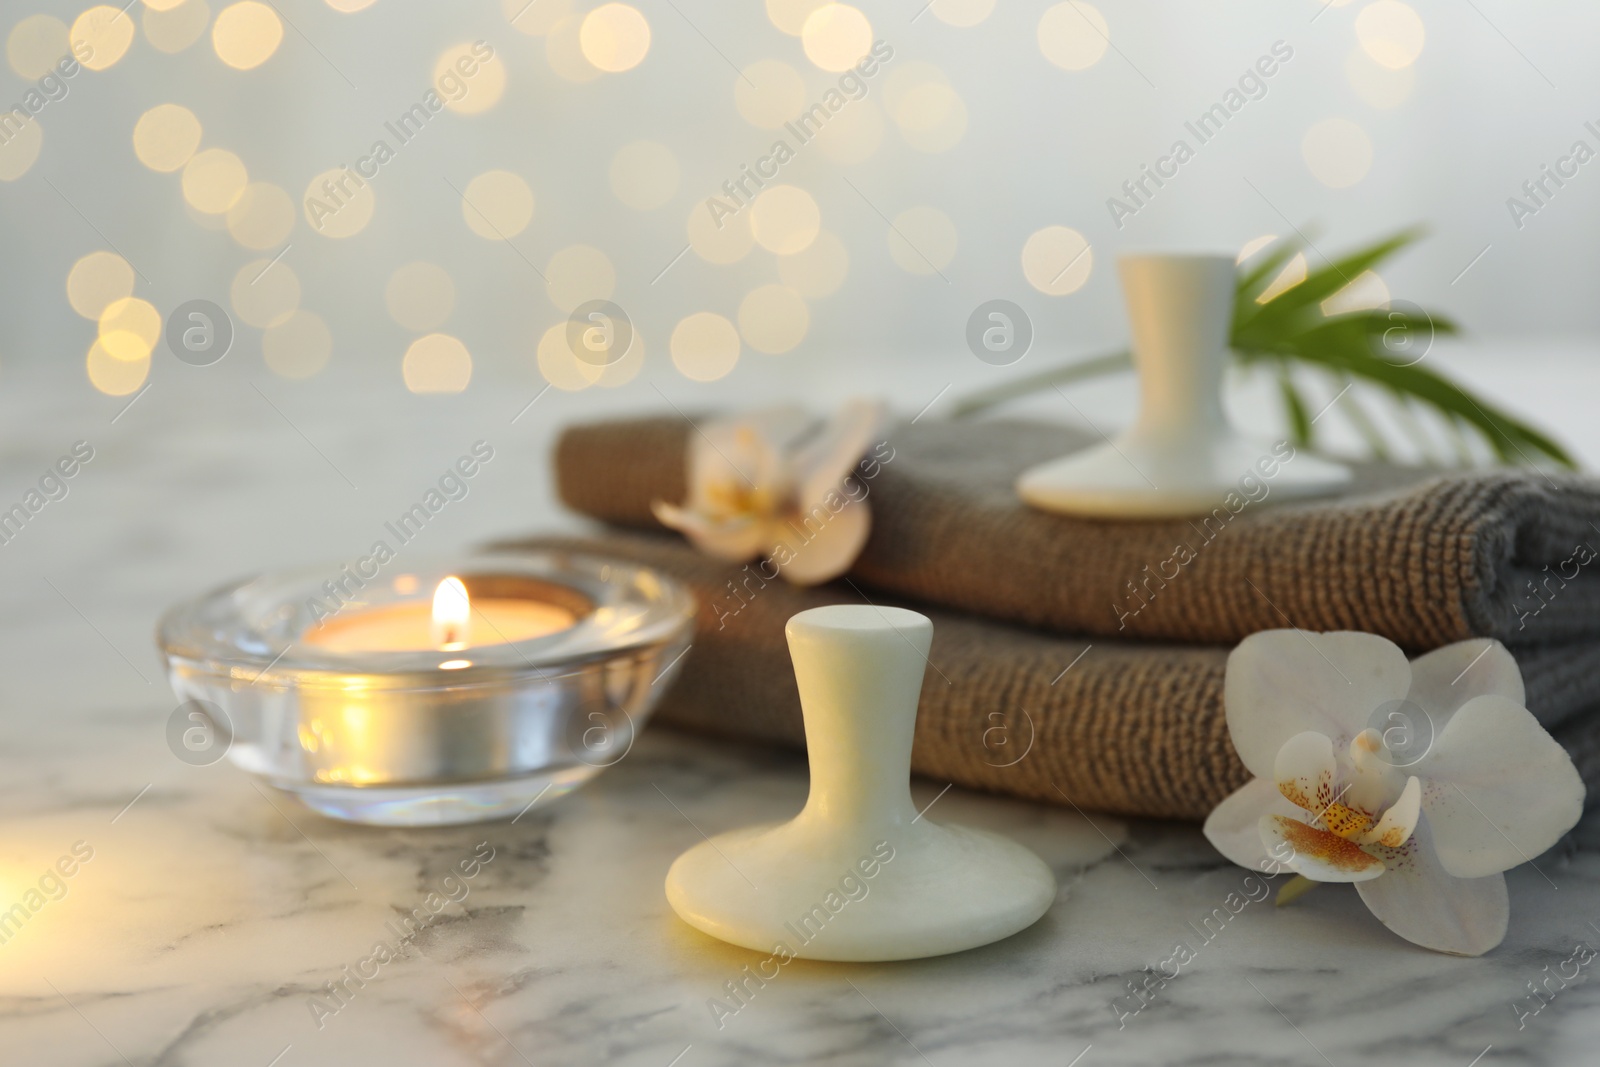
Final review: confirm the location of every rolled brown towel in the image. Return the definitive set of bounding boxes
[553,415,1600,650]
[494,532,1600,821]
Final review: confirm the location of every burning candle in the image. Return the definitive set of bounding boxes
[157,555,696,826]
[301,576,578,659]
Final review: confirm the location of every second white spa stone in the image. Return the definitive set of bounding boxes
[664,604,1057,962]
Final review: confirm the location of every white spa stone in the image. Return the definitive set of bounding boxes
[664,604,1057,961]
[1016,253,1352,518]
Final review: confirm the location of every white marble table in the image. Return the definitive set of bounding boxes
[3,355,1600,1067]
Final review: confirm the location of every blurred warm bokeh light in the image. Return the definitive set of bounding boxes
[888,70,967,154]
[142,0,211,54]
[750,185,821,256]
[462,170,535,240]
[303,167,375,238]
[596,328,644,388]
[0,0,1532,409]
[766,0,825,37]
[670,313,741,382]
[538,322,598,392]
[801,4,872,73]
[66,252,135,320]
[1247,237,1309,304]
[1322,270,1391,316]
[930,0,995,28]
[97,297,162,361]
[1356,0,1425,70]
[133,104,202,173]
[6,15,68,79]
[578,3,650,73]
[211,1,282,71]
[434,42,507,113]
[0,113,44,181]
[1021,226,1093,296]
[70,6,135,71]
[1236,234,1277,264]
[226,182,295,250]
[182,148,248,213]
[87,340,150,395]
[1302,117,1374,188]
[1038,2,1110,72]
[1258,255,1308,303]
[403,334,473,393]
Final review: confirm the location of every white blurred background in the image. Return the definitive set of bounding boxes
[2,1,1597,391]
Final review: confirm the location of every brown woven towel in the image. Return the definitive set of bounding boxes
[498,532,1600,821]
[555,416,1600,650]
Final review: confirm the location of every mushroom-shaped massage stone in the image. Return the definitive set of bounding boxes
[1016,252,1351,518]
[665,605,1057,961]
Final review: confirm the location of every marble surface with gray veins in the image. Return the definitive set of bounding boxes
[3,363,1600,1066]
[8,715,1600,1067]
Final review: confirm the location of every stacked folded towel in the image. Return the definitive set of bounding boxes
[512,415,1600,821]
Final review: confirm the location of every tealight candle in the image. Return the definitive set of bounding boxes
[157,554,695,826]
[301,575,578,656]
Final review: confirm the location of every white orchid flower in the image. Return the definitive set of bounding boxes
[1203,630,1585,956]
[651,400,886,586]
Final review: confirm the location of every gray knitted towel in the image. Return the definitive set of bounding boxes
[497,532,1600,821]
[553,416,1600,650]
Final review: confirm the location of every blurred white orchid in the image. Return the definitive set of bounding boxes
[1204,630,1585,956]
[652,400,887,586]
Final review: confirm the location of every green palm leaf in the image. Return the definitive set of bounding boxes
[950,231,1576,470]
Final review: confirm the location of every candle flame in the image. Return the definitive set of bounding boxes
[431,576,471,650]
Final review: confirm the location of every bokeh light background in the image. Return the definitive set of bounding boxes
[0,1,1596,472]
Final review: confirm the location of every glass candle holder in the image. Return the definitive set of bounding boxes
[156,551,695,826]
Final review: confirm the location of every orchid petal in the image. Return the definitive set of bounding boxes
[651,501,769,563]
[688,408,811,510]
[1203,777,1301,872]
[1359,775,1421,848]
[794,398,887,510]
[1259,813,1386,883]
[1356,814,1509,956]
[769,496,871,586]
[1225,630,1412,779]
[1407,639,1524,732]
[1274,731,1338,814]
[1414,694,1585,878]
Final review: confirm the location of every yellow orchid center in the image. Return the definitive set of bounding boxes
[703,476,778,520]
[1275,727,1420,853]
